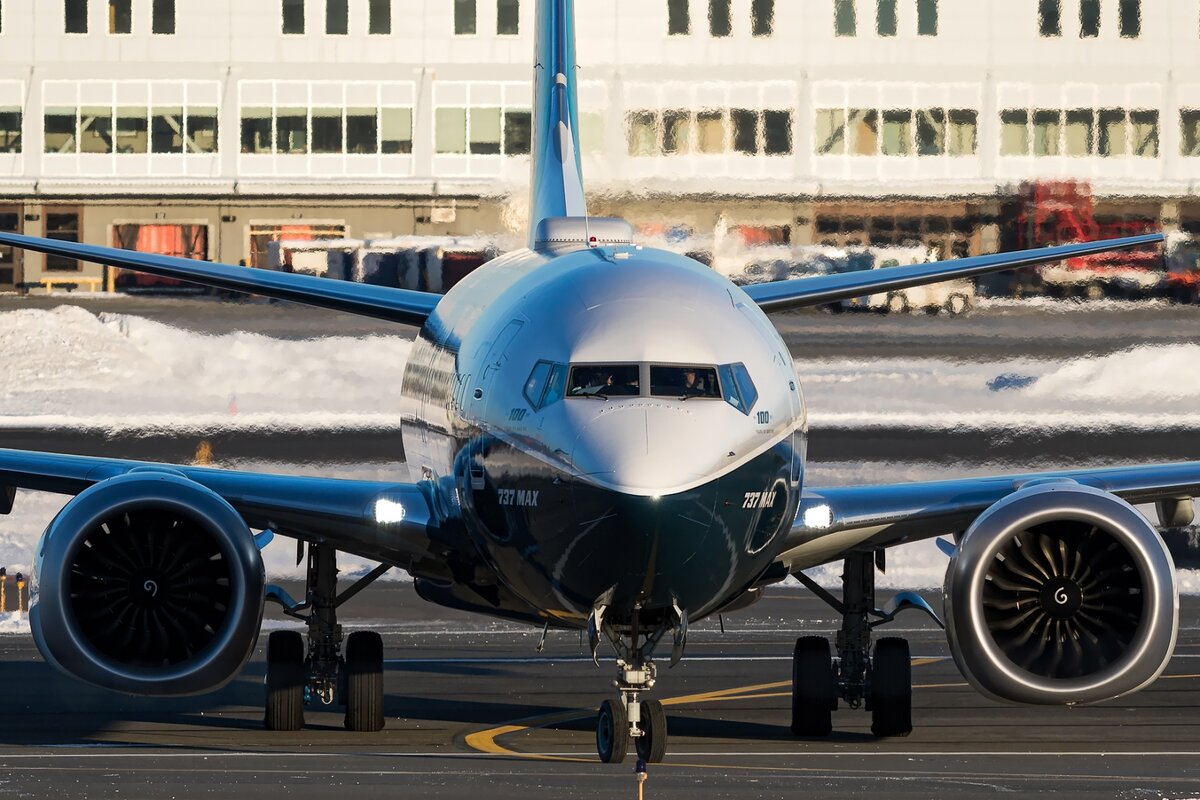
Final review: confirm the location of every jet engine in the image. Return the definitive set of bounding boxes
[944,482,1177,705]
[31,472,264,696]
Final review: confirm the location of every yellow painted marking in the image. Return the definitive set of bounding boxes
[465,657,943,760]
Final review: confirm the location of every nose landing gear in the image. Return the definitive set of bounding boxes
[591,606,671,764]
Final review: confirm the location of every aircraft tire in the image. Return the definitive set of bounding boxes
[265,630,305,731]
[634,699,667,763]
[596,699,629,763]
[344,631,385,732]
[870,637,912,737]
[791,635,834,737]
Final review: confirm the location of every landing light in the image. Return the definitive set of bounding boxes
[802,504,833,529]
[374,498,407,524]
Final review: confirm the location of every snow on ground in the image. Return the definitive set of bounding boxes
[0,306,410,431]
[0,306,1194,431]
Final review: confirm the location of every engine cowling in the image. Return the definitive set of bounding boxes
[944,482,1177,705]
[31,472,264,696]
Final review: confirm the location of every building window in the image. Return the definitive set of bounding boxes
[1098,108,1125,155]
[80,106,111,154]
[1038,0,1061,36]
[151,108,185,153]
[151,0,174,33]
[1000,109,1029,155]
[44,109,77,153]
[876,0,896,35]
[629,107,792,157]
[916,0,937,35]
[1131,109,1157,155]
[240,90,413,157]
[454,0,476,34]
[947,109,977,155]
[0,110,20,153]
[326,0,348,34]
[668,0,689,34]
[65,0,88,33]
[817,106,976,156]
[108,0,131,33]
[282,0,304,33]
[436,106,531,155]
[881,109,912,155]
[45,211,81,271]
[115,107,147,152]
[1079,0,1099,37]
[1181,110,1200,156]
[709,0,731,36]
[835,0,856,35]
[498,0,519,34]
[751,0,773,36]
[1119,0,1140,37]
[1000,106,1159,158]
[368,0,390,34]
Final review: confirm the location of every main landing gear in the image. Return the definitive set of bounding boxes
[264,542,390,732]
[791,551,939,738]
[590,604,675,764]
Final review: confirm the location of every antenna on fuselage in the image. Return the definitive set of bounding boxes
[529,0,589,249]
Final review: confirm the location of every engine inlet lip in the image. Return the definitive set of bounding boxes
[950,484,1177,704]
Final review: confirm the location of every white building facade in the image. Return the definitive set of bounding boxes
[0,0,1195,286]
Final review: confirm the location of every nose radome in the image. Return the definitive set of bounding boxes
[572,406,727,495]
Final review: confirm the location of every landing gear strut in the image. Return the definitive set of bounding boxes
[264,542,388,732]
[792,551,913,738]
[592,606,670,764]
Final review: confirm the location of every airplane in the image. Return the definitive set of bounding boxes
[0,0,1191,766]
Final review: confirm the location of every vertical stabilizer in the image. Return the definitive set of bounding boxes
[529,0,587,245]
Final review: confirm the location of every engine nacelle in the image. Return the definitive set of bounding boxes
[944,482,1177,705]
[31,472,264,696]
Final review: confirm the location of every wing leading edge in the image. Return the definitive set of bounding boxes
[0,232,440,327]
[745,233,1164,312]
[778,461,1200,571]
[0,448,448,571]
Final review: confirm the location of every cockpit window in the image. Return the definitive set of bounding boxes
[524,360,568,410]
[718,363,758,414]
[568,364,641,397]
[649,365,721,398]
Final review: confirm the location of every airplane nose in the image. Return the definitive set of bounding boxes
[572,405,724,495]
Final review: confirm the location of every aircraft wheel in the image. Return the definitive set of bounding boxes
[886,293,910,315]
[634,699,667,763]
[596,699,629,763]
[791,635,835,737]
[344,631,385,732]
[944,293,972,316]
[870,637,912,737]
[265,630,305,731]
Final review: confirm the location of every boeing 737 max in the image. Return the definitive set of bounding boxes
[0,0,1191,764]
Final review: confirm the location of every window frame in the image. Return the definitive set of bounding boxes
[44,207,83,272]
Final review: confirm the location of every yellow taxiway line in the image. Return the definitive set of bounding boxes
[464,657,944,759]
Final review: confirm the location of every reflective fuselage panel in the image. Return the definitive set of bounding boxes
[400,245,806,626]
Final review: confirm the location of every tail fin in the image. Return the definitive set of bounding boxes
[529,0,587,245]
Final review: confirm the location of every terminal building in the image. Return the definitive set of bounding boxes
[0,0,1195,290]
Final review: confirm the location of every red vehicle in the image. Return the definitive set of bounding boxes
[1006,181,1162,298]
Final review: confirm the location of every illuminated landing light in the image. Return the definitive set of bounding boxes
[802,504,833,530]
[374,498,407,524]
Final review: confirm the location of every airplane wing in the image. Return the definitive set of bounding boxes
[0,232,440,327]
[744,233,1163,312]
[776,461,1200,571]
[0,448,450,570]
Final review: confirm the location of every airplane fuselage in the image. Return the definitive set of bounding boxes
[400,243,807,627]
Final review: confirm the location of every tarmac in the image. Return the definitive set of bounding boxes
[0,586,1198,798]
